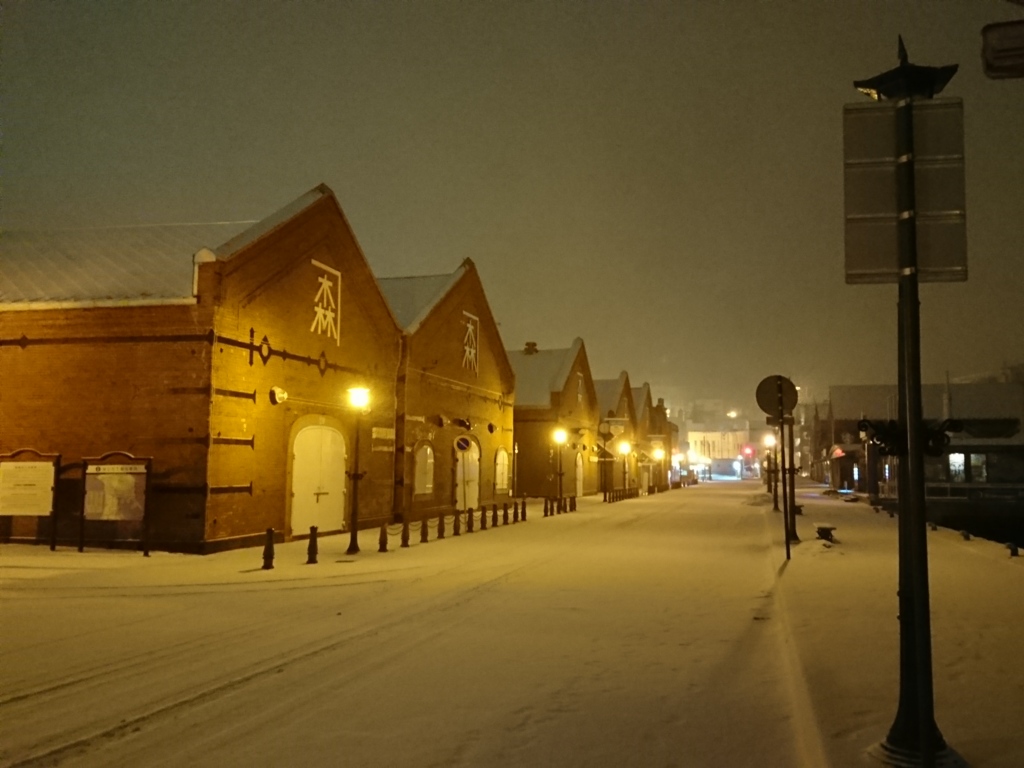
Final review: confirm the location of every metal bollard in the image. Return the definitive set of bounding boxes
[467,508,475,533]
[543,498,550,517]
[401,520,410,548]
[306,525,318,565]
[513,501,519,523]
[492,504,498,528]
[480,507,487,530]
[421,519,429,543]
[453,512,461,536]
[522,498,527,521]
[262,528,275,570]
[379,523,389,552]
[570,496,576,512]
[503,503,509,525]
[438,513,446,539]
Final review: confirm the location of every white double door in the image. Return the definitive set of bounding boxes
[455,440,480,511]
[291,425,347,536]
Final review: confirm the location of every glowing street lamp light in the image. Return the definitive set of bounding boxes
[553,428,568,509]
[617,440,631,491]
[346,387,370,555]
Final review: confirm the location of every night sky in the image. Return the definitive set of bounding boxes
[3,1,1022,414]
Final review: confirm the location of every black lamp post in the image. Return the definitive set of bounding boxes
[854,38,959,767]
[553,428,567,510]
[618,441,630,492]
[346,387,370,556]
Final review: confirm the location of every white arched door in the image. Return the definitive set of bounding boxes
[575,453,584,498]
[455,437,480,511]
[291,424,347,536]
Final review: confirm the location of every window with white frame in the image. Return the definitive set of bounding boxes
[495,447,510,493]
[414,444,435,495]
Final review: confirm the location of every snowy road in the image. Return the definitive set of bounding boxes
[2,485,806,767]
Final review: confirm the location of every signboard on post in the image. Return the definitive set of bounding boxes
[843,98,967,284]
[0,459,58,517]
[81,452,152,555]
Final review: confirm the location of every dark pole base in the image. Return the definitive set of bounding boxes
[868,740,966,767]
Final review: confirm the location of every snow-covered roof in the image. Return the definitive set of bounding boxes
[210,186,329,262]
[506,339,583,408]
[593,374,628,418]
[1,223,250,308]
[377,265,466,333]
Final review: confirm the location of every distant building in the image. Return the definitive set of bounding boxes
[593,372,638,493]
[822,382,1024,537]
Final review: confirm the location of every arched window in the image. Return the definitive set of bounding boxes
[414,444,434,495]
[495,447,510,493]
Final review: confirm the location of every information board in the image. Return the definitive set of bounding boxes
[0,461,56,517]
[84,464,147,522]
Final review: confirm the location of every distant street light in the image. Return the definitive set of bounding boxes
[346,387,370,555]
[553,428,567,508]
[653,448,665,487]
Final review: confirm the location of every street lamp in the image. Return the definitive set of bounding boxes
[346,387,370,555]
[653,448,665,489]
[617,440,631,491]
[553,428,567,511]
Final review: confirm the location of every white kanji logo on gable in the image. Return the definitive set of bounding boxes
[462,312,479,375]
[310,259,341,346]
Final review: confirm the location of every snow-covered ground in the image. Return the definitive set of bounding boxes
[2,484,1021,767]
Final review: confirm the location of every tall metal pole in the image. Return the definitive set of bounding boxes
[854,40,958,766]
[772,438,780,512]
[346,411,362,555]
[787,416,799,524]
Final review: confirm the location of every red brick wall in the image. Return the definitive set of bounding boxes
[395,265,515,520]
[203,193,401,544]
[0,302,215,547]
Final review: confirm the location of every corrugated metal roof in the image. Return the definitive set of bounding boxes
[0,223,250,306]
[506,340,582,408]
[377,269,462,332]
[594,375,627,417]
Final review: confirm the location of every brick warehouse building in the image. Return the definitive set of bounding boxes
[593,372,638,492]
[506,338,601,502]
[378,259,516,522]
[0,185,402,552]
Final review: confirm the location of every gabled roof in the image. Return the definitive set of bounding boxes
[632,383,653,420]
[507,338,584,408]
[209,185,331,262]
[0,222,250,307]
[593,372,631,419]
[377,262,467,333]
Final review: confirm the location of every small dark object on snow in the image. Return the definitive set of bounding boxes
[262,528,275,570]
[928,522,938,532]
[1008,542,1019,557]
[306,526,318,564]
[960,530,971,541]
[815,524,837,543]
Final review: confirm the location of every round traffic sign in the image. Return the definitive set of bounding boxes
[755,375,798,417]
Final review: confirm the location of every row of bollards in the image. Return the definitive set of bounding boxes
[542,496,579,516]
[259,500,533,569]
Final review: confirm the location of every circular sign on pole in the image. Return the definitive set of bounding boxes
[756,375,798,417]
